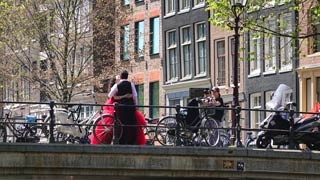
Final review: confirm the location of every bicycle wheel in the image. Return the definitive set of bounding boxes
[202,117,220,147]
[0,125,7,143]
[23,125,41,143]
[144,127,156,145]
[155,116,178,146]
[92,114,122,144]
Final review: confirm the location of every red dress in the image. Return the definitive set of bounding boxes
[89,98,146,145]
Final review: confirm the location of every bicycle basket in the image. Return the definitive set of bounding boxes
[25,115,36,123]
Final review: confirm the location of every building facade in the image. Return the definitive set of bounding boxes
[244,3,298,131]
[297,0,320,113]
[116,0,164,118]
[162,0,211,114]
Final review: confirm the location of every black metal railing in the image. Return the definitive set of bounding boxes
[0,100,319,150]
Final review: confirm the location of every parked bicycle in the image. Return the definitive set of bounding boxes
[39,91,122,144]
[0,108,40,143]
[144,117,158,145]
[155,98,221,146]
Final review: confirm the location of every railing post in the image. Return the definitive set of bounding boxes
[288,107,295,149]
[235,106,243,147]
[175,104,181,146]
[113,103,119,145]
[49,100,55,143]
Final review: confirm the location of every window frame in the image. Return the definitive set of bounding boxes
[195,22,207,76]
[215,39,226,86]
[280,13,293,72]
[166,29,178,81]
[180,25,192,78]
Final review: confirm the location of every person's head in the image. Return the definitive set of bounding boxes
[203,88,210,97]
[120,70,129,79]
[211,87,220,98]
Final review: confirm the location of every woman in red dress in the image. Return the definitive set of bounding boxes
[89,78,146,145]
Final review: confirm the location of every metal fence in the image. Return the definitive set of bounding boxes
[0,100,319,150]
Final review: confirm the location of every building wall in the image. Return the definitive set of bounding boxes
[161,0,211,112]
[297,0,320,112]
[115,0,164,118]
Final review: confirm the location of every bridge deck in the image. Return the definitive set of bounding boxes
[0,143,319,180]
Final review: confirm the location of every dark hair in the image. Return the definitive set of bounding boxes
[110,77,117,87]
[120,70,128,79]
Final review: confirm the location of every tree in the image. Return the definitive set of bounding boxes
[0,0,130,103]
[207,0,320,59]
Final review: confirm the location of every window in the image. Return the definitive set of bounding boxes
[309,8,320,53]
[195,22,206,75]
[80,106,94,120]
[135,21,144,58]
[82,0,90,32]
[166,30,178,80]
[165,0,175,15]
[180,0,190,11]
[149,81,159,118]
[121,25,130,60]
[265,91,274,117]
[249,30,261,76]
[229,37,240,85]
[216,40,225,86]
[250,93,261,132]
[150,17,160,55]
[193,0,205,6]
[136,84,144,113]
[168,99,180,114]
[280,13,293,71]
[180,26,192,77]
[306,78,312,111]
[264,18,276,72]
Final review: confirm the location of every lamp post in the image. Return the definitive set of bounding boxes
[228,0,247,147]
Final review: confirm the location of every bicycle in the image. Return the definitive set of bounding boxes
[144,117,159,145]
[39,91,122,144]
[0,108,40,143]
[155,99,221,146]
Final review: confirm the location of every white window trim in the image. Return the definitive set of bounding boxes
[166,29,178,82]
[195,22,207,76]
[180,25,192,78]
[165,0,176,16]
[215,39,226,86]
[264,18,277,73]
[249,31,261,76]
[179,0,191,12]
[250,93,262,130]
[280,13,293,72]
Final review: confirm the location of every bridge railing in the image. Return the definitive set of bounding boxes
[0,100,319,149]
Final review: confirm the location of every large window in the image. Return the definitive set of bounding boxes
[250,93,261,132]
[149,81,159,118]
[195,22,206,75]
[180,0,190,11]
[216,40,226,86]
[264,18,276,72]
[121,25,130,60]
[280,13,293,71]
[180,26,192,78]
[150,17,160,55]
[229,37,240,85]
[193,0,205,6]
[166,30,178,80]
[136,84,144,113]
[135,21,144,58]
[249,30,262,76]
[165,0,175,15]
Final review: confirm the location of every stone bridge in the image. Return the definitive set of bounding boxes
[0,143,319,180]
